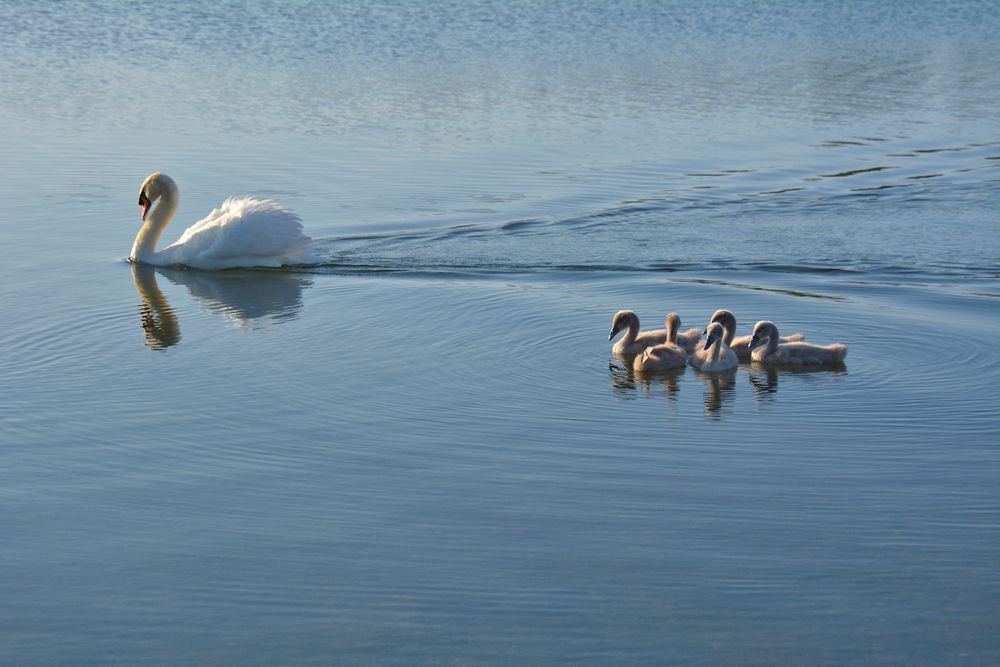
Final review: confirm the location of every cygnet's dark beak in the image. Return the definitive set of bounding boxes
[139,191,152,221]
[703,332,715,350]
[748,334,760,350]
[608,326,620,341]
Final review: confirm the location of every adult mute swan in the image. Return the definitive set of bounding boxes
[688,321,739,372]
[708,309,805,362]
[748,320,847,365]
[633,312,689,372]
[131,172,318,270]
[609,310,667,356]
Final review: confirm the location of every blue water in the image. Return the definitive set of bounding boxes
[1,1,998,665]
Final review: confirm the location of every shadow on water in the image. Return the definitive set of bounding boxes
[130,264,312,350]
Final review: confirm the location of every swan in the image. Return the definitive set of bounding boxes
[633,312,689,371]
[688,321,739,372]
[609,310,667,356]
[708,309,805,362]
[748,320,848,365]
[131,172,318,270]
[670,315,703,354]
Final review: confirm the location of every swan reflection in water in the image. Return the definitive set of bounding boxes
[693,368,738,417]
[633,366,685,402]
[612,355,848,416]
[608,361,638,396]
[748,362,847,404]
[608,361,684,403]
[131,263,312,350]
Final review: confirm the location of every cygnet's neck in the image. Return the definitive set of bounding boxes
[709,337,723,363]
[713,313,736,345]
[722,321,735,346]
[666,318,678,344]
[765,325,780,354]
[131,183,179,262]
[622,315,640,344]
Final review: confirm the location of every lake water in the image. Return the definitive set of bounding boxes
[1,1,998,664]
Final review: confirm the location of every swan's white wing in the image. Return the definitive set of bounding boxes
[161,197,316,269]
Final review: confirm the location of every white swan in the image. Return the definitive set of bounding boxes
[633,312,689,371]
[609,310,667,356]
[748,320,847,365]
[131,172,318,270]
[688,321,739,372]
[708,309,805,362]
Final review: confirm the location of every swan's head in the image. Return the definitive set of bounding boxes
[708,309,736,336]
[609,310,638,341]
[703,321,726,350]
[138,172,178,221]
[748,320,776,350]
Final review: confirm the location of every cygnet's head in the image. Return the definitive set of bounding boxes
[138,172,177,221]
[609,310,638,341]
[703,321,726,350]
[748,320,777,351]
[708,309,737,336]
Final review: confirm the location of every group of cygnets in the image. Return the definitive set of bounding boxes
[609,308,848,372]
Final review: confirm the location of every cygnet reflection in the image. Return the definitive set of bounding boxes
[696,367,738,417]
[634,366,685,402]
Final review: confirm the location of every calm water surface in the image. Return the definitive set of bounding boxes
[1,1,998,665]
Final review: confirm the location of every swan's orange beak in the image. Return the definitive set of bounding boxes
[139,191,152,221]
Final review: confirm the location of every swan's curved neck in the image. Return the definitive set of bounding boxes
[622,316,639,344]
[710,337,723,363]
[766,327,780,354]
[131,183,179,262]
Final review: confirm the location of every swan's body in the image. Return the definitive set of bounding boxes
[748,320,847,365]
[670,316,703,354]
[609,310,667,356]
[131,172,317,270]
[688,321,739,372]
[708,309,805,362]
[634,313,689,372]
